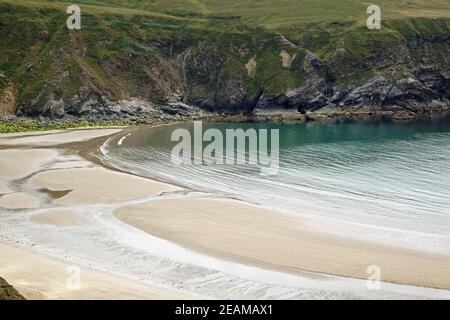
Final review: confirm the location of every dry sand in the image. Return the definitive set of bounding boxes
[29,167,180,205]
[115,198,450,291]
[0,244,188,300]
[0,128,123,146]
[30,209,88,227]
[0,183,12,195]
[0,192,40,209]
[0,128,190,299]
[0,149,58,179]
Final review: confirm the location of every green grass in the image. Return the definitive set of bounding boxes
[0,0,448,126]
[17,0,450,28]
[0,119,129,133]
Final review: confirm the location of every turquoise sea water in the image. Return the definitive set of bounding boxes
[102,120,450,254]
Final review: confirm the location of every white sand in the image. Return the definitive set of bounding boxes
[2,127,450,299]
[0,129,73,138]
[0,127,194,299]
[29,167,180,205]
[0,128,123,146]
[0,149,58,179]
[0,182,12,195]
[31,209,88,227]
[115,198,450,291]
[0,129,194,299]
[0,244,189,300]
[0,192,40,209]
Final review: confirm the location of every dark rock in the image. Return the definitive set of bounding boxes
[215,77,263,113]
[0,277,25,300]
[67,86,106,116]
[42,98,65,118]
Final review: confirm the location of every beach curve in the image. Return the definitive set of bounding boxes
[0,126,449,299]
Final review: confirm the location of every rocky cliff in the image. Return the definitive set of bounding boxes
[0,277,24,300]
[0,2,449,123]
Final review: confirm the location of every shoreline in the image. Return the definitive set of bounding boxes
[114,198,450,292]
[1,126,450,299]
[0,244,190,300]
[2,104,450,135]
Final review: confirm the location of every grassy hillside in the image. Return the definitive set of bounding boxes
[0,0,448,119]
[4,0,450,27]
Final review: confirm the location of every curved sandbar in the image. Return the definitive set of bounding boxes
[115,198,450,291]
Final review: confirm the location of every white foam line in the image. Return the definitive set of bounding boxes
[92,131,450,299]
[3,199,449,300]
[96,204,450,299]
[102,146,450,255]
[118,133,132,146]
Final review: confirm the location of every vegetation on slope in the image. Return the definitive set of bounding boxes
[0,0,448,118]
[41,0,450,27]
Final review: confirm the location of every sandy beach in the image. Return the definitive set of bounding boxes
[116,198,450,290]
[1,127,450,299]
[0,243,188,300]
[0,128,189,299]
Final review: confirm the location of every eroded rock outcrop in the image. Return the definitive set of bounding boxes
[0,277,25,300]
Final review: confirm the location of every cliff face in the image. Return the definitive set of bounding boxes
[0,3,449,122]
